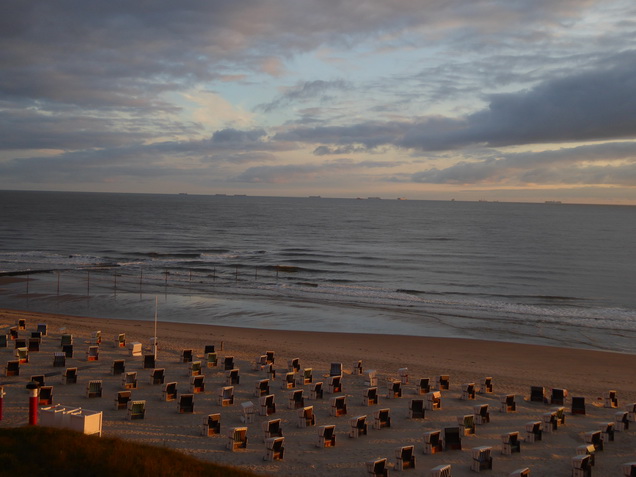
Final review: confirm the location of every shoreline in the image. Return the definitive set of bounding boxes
[1,307,635,475]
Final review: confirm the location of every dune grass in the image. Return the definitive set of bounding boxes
[0,426,261,477]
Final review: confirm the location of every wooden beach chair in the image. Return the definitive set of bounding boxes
[471,446,493,472]
[408,399,425,419]
[17,318,26,330]
[395,445,415,471]
[462,383,476,400]
[38,386,54,406]
[202,413,221,436]
[37,323,47,336]
[86,380,103,398]
[254,354,267,371]
[501,431,521,455]
[605,390,619,408]
[149,368,165,385]
[115,333,126,348]
[417,377,431,395]
[264,437,284,461]
[262,418,283,440]
[349,415,368,438]
[500,394,516,412]
[288,389,304,409]
[219,386,234,406]
[550,388,568,405]
[479,377,493,394]
[128,342,142,357]
[114,391,131,410]
[387,379,402,399]
[5,360,20,377]
[227,427,248,451]
[223,356,234,370]
[330,362,342,377]
[584,430,603,451]
[572,455,592,477]
[0,334,7,348]
[240,401,255,423]
[363,387,379,406]
[189,360,202,377]
[443,426,462,450]
[298,406,316,428]
[112,359,125,375]
[398,367,409,384]
[163,382,178,401]
[15,347,29,364]
[525,421,542,442]
[373,408,391,429]
[365,369,378,387]
[543,411,558,433]
[458,414,475,436]
[298,368,313,385]
[430,464,452,477]
[288,357,300,373]
[474,404,490,424]
[62,367,77,384]
[423,430,443,454]
[181,349,193,363]
[255,379,270,397]
[310,382,324,400]
[226,368,240,386]
[530,386,546,403]
[621,462,636,477]
[60,333,73,347]
[190,375,205,393]
[206,352,217,368]
[366,458,389,477]
[436,375,450,390]
[281,372,295,389]
[426,391,442,410]
[352,360,363,375]
[330,396,347,417]
[616,411,631,431]
[577,444,596,466]
[127,400,146,420]
[178,394,194,413]
[316,425,336,448]
[572,396,586,415]
[328,375,342,393]
[28,337,40,352]
[142,354,155,369]
[122,371,137,389]
[62,344,73,358]
[265,351,275,365]
[31,375,45,387]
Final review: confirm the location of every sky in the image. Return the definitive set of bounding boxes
[2,1,636,204]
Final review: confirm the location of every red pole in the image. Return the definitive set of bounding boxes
[27,382,38,425]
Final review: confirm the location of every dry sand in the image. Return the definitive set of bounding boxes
[1,308,635,476]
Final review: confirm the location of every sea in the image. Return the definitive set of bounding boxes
[1,190,635,353]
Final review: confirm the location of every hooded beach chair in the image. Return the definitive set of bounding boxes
[530,386,546,403]
[262,418,283,440]
[128,342,142,357]
[585,430,604,451]
[316,425,336,448]
[542,411,558,433]
[365,369,378,387]
[112,359,125,375]
[178,394,194,413]
[462,383,476,400]
[622,462,636,477]
[206,352,218,367]
[115,390,131,410]
[223,356,234,370]
[0,334,7,348]
[352,360,363,375]
[62,367,77,384]
[28,337,40,352]
[281,372,295,389]
[39,386,54,405]
[436,375,450,390]
[572,455,592,477]
[31,374,45,387]
[395,445,415,471]
[601,421,615,442]
[509,468,530,477]
[311,381,324,400]
[62,344,73,358]
[330,395,347,417]
[426,391,442,410]
[387,380,402,399]
[366,458,389,477]
[577,444,596,466]
[398,367,409,384]
[189,360,202,377]
[266,350,275,365]
[115,333,126,348]
[525,421,542,442]
[202,413,221,436]
[190,375,205,393]
[349,415,368,438]
[430,464,452,477]
[364,387,379,406]
[127,400,146,420]
[150,368,165,385]
[204,344,215,355]
[8,327,18,341]
[409,399,425,419]
[605,390,618,408]
[552,406,566,425]
[572,396,586,415]
[14,338,26,349]
[474,404,490,424]
[5,360,19,376]
[500,394,516,412]
[443,426,462,450]
[288,389,304,409]
[298,368,313,385]
[501,431,521,455]
[458,414,475,436]
[471,446,493,472]
[423,430,443,454]
[254,354,268,371]
[330,362,342,377]
[373,408,391,429]
[417,377,431,395]
[181,349,193,363]
[255,379,270,397]
[328,375,342,393]
[550,388,568,405]
[86,380,103,398]
[219,386,234,406]
[91,330,101,345]
[226,368,240,386]
[264,437,285,461]
[163,382,177,401]
[36,323,47,336]
[16,347,28,363]
[240,401,255,423]
[259,394,276,415]
[142,354,155,369]
[122,371,137,389]
[17,318,26,330]
[298,405,316,428]
[288,357,300,373]
[227,427,248,451]
[479,377,493,394]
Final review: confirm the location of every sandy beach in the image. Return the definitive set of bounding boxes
[1,307,635,476]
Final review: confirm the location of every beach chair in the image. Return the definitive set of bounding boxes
[127,400,146,420]
[142,354,155,369]
[288,389,304,409]
[571,455,592,477]
[365,369,378,387]
[398,367,409,384]
[62,367,77,384]
[262,418,283,440]
[114,391,131,410]
[605,390,618,408]
[542,411,558,433]
[266,363,276,380]
[265,350,275,365]
[416,377,431,395]
[501,432,521,455]
[614,411,629,432]
[163,382,178,401]
[16,347,28,364]
[206,352,218,368]
[349,415,368,438]
[550,388,568,405]
[223,356,234,371]
[5,360,19,377]
[37,323,47,336]
[14,338,26,350]
[443,427,462,450]
[281,372,295,389]
[202,413,221,436]
[149,368,165,385]
[373,408,391,429]
[330,396,347,417]
[218,386,234,406]
[111,359,125,375]
[570,396,586,415]
[264,437,285,461]
[226,368,240,386]
[311,382,324,400]
[204,344,215,355]
[288,357,300,373]
[471,446,493,472]
[395,445,415,471]
[28,337,40,352]
[436,375,450,390]
[552,406,566,425]
[178,394,194,413]
[181,349,193,363]
[622,462,636,477]
[430,464,452,477]
[328,375,342,393]
[8,327,18,340]
[525,421,542,442]
[479,377,493,394]
[189,360,202,377]
[62,344,73,358]
[115,333,126,348]
[59,333,72,347]
[298,405,316,428]
[509,469,530,477]
[122,371,137,389]
[254,355,268,371]
[227,427,248,451]
[387,380,402,399]
[626,403,636,422]
[17,318,26,330]
[601,422,615,442]
[128,342,142,357]
[352,360,363,375]
[255,379,270,397]
[530,386,546,403]
[462,383,476,400]
[86,380,103,398]
[330,362,342,377]
[577,444,596,466]
[500,394,516,412]
[363,387,379,406]
[31,375,45,387]
[424,430,443,454]
[366,458,389,477]
[458,414,475,436]
[0,334,7,348]
[409,399,425,419]
[91,330,101,345]
[190,375,205,393]
[39,386,54,406]
[474,404,490,424]
[425,391,442,410]
[240,401,255,423]
[316,425,336,448]
[585,430,604,451]
[298,368,313,385]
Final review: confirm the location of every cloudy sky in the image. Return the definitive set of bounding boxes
[2,1,636,204]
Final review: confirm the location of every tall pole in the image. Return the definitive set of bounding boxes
[154,296,158,360]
